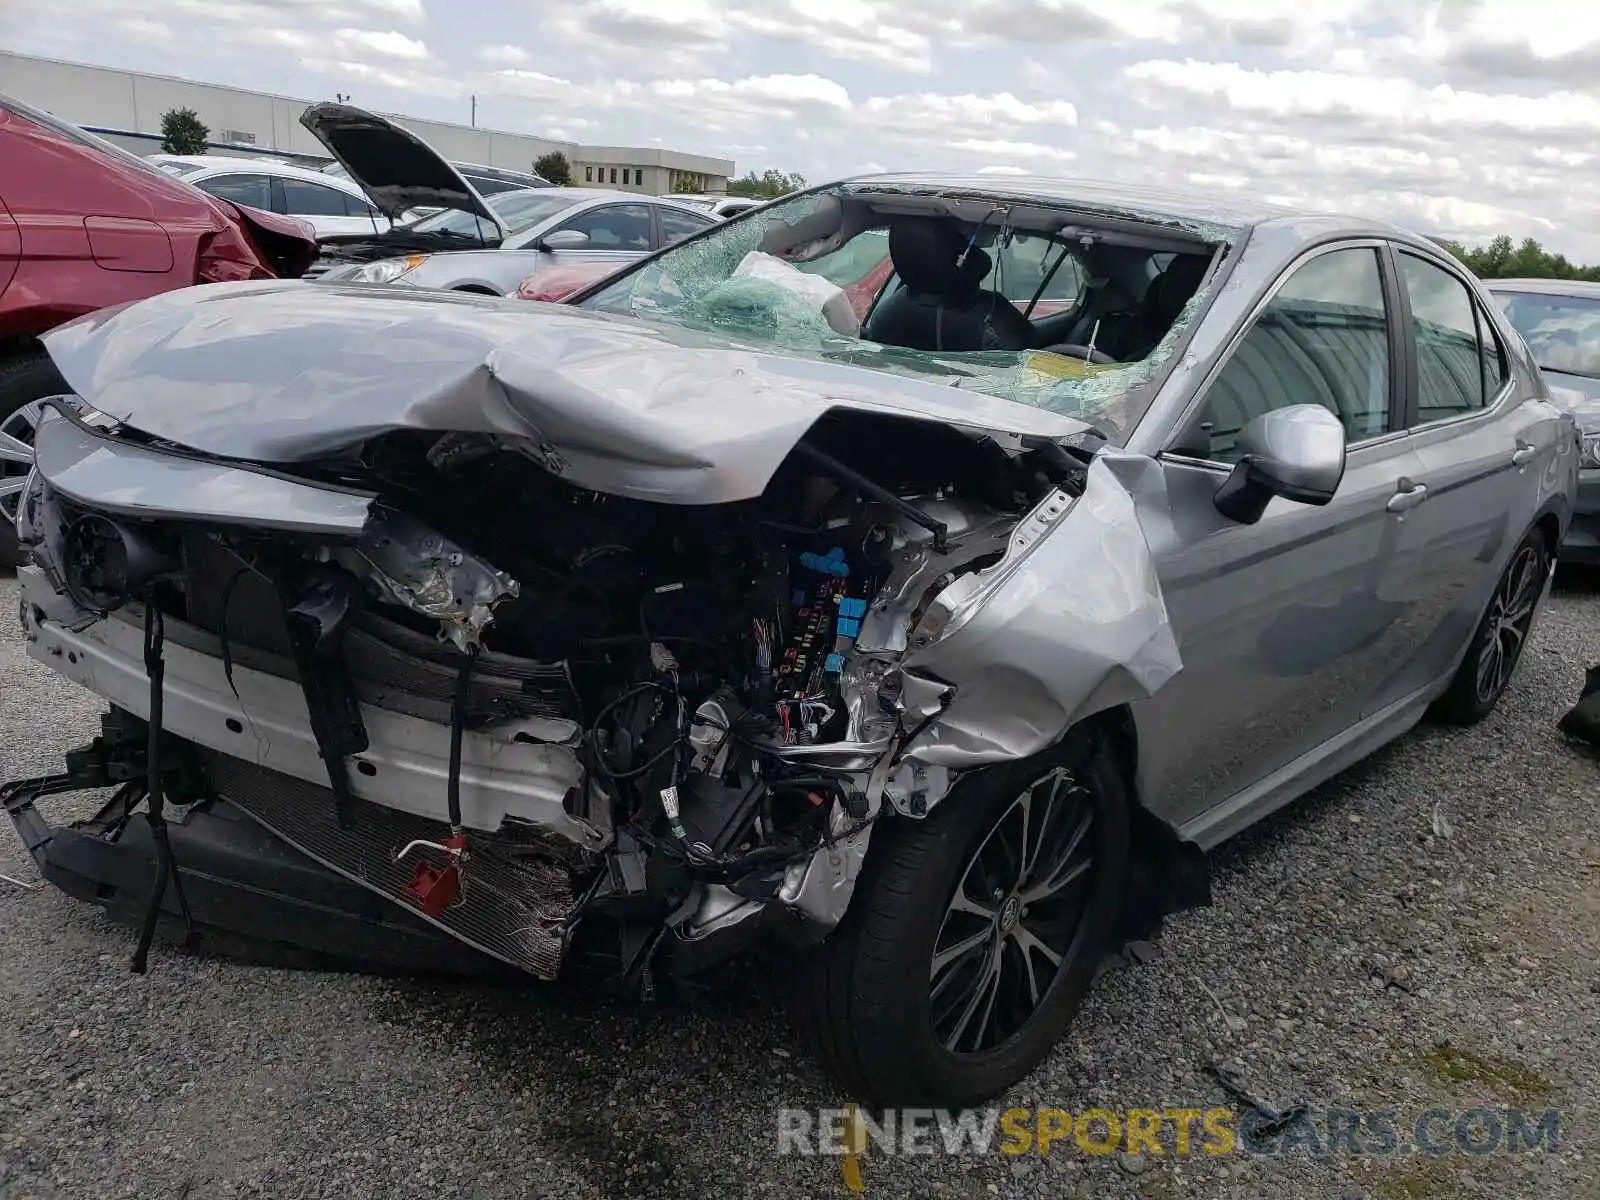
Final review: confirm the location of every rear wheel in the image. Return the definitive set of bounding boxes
[1434,526,1550,725]
[789,724,1130,1107]
[0,352,69,570]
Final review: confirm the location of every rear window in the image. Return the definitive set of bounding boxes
[1493,290,1600,379]
[462,173,522,196]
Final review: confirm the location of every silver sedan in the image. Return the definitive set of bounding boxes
[6,172,1578,1111]
[317,187,719,295]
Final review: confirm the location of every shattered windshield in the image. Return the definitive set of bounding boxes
[579,184,1225,441]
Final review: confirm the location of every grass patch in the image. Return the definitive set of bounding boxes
[1370,1159,1458,1200]
[1421,1043,1550,1101]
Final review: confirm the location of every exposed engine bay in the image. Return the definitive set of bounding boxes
[15,403,1092,984]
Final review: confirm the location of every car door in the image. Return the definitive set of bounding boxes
[278,177,382,237]
[545,203,655,266]
[193,173,275,215]
[1364,247,1560,710]
[1137,242,1432,831]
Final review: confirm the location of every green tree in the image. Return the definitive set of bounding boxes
[1443,233,1600,282]
[726,169,807,199]
[159,107,209,155]
[533,151,572,186]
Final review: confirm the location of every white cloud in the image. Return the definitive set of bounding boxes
[6,0,1600,258]
[859,92,1078,139]
[1127,58,1600,138]
[949,138,1076,162]
[331,28,429,60]
[477,44,529,65]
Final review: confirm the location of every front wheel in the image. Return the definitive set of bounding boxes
[0,352,69,570]
[1434,526,1551,725]
[789,724,1130,1107]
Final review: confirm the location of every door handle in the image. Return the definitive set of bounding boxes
[1512,441,1537,467]
[1386,479,1428,513]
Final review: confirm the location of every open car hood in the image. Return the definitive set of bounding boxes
[39,281,1094,505]
[299,102,504,233]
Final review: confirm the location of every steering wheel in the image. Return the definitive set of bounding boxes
[1041,343,1119,365]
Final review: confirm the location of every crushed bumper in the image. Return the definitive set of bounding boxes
[3,774,507,976]
[16,565,604,848]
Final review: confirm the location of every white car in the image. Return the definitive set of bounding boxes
[147,154,395,237]
[673,193,765,219]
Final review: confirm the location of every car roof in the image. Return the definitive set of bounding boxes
[171,155,371,192]
[1483,277,1600,297]
[542,187,710,212]
[150,153,287,167]
[838,171,1341,234]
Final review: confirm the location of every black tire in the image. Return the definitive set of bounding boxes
[789,723,1130,1107]
[1433,525,1551,726]
[0,351,69,571]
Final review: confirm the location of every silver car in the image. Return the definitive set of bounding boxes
[319,186,719,294]
[5,173,1575,1108]
[1486,278,1600,562]
[294,102,718,294]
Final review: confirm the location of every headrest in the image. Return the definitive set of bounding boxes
[888,219,991,297]
[1149,253,1211,320]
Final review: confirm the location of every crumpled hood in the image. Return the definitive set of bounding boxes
[40,281,1093,505]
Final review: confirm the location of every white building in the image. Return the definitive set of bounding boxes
[0,51,734,196]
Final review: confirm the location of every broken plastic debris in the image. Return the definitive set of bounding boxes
[341,509,519,654]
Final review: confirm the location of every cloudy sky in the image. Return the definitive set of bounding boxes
[4,0,1596,257]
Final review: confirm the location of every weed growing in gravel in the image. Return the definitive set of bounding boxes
[1421,1044,1550,1101]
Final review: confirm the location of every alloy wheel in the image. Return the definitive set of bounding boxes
[929,767,1096,1054]
[0,399,43,526]
[1474,542,1545,704]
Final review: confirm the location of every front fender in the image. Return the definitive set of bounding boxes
[897,452,1182,767]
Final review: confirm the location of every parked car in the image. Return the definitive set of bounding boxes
[323,156,551,196]
[0,91,317,568]
[147,154,397,238]
[319,187,719,293]
[6,174,1574,1109]
[1485,278,1600,562]
[295,103,719,289]
[672,193,766,219]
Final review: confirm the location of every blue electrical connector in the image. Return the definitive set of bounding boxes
[836,617,860,639]
[837,597,868,619]
[799,547,849,577]
[824,653,846,673]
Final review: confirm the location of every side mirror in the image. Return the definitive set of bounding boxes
[539,229,590,251]
[1213,404,1347,524]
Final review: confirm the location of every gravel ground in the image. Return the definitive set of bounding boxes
[1,569,1596,1200]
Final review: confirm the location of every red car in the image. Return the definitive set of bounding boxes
[0,91,317,566]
